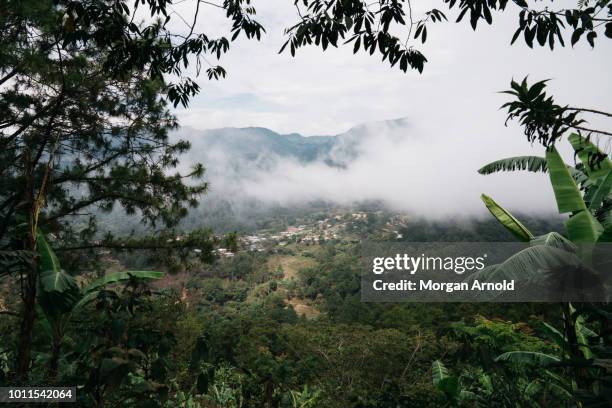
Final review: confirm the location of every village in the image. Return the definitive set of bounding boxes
[214,210,410,258]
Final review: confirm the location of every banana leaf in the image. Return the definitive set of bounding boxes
[586,168,612,211]
[565,210,603,243]
[480,245,582,282]
[495,351,560,366]
[36,233,80,319]
[84,271,164,294]
[481,194,533,242]
[37,232,61,274]
[568,133,612,180]
[546,147,587,214]
[530,232,576,252]
[478,156,548,174]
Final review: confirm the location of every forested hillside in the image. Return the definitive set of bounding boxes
[2,0,611,407]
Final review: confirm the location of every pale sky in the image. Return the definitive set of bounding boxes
[169,1,611,135]
[163,1,612,216]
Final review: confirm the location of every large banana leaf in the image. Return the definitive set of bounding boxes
[37,232,61,274]
[83,271,164,294]
[36,233,80,319]
[568,133,612,180]
[576,315,597,359]
[565,210,603,243]
[540,322,567,349]
[598,224,612,243]
[71,271,163,313]
[542,370,573,398]
[530,232,576,252]
[478,156,547,175]
[495,351,560,366]
[481,194,534,242]
[586,168,612,211]
[480,245,582,282]
[546,147,587,214]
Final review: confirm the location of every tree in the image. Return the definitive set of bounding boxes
[500,78,612,148]
[477,133,611,402]
[283,0,612,73]
[35,232,164,382]
[0,0,264,381]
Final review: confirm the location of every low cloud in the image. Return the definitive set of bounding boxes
[179,119,562,218]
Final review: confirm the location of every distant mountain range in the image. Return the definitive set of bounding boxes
[173,117,411,173]
[168,118,412,232]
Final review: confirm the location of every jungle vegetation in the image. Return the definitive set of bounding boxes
[1,0,612,407]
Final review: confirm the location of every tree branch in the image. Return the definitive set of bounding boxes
[568,107,612,119]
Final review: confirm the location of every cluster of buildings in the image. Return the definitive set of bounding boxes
[214,248,235,258]
[213,211,408,256]
[238,219,344,252]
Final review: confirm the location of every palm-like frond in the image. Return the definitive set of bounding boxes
[478,156,548,175]
[83,271,164,294]
[495,351,560,366]
[431,360,449,386]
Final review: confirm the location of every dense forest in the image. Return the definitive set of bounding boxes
[0,212,577,407]
[1,0,612,407]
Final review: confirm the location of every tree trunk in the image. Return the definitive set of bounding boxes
[562,302,585,389]
[265,379,275,408]
[46,335,61,383]
[16,264,38,381]
[15,147,39,382]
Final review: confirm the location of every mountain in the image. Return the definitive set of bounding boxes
[173,117,410,172]
[184,127,336,163]
[169,118,412,232]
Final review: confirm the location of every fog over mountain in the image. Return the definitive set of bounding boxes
[173,117,561,222]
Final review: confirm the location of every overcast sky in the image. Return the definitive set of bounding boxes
[164,1,612,216]
[169,1,611,134]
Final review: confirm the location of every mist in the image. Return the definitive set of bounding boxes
[176,118,565,219]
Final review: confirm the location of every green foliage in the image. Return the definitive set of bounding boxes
[481,93,612,407]
[36,233,80,319]
[480,194,534,242]
[282,1,612,74]
[568,133,612,180]
[495,351,560,367]
[502,78,612,147]
[477,156,548,175]
[547,147,588,214]
[287,385,321,408]
[1,0,611,404]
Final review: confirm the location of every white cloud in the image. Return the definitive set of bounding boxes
[165,1,611,216]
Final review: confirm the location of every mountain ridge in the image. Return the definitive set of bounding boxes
[174,117,411,168]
